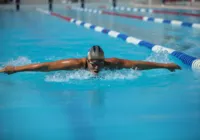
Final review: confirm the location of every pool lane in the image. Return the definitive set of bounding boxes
[36,8,200,70]
[61,8,200,58]
[107,7,200,23]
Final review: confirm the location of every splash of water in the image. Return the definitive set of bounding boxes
[145,51,170,63]
[5,56,32,66]
[0,56,32,70]
[45,70,93,82]
[44,52,171,82]
[99,69,141,80]
[45,69,142,82]
[0,54,170,82]
[143,51,173,77]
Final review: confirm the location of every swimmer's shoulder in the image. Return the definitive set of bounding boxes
[57,58,87,68]
[79,58,87,67]
[104,58,136,69]
[104,57,121,63]
[104,58,122,68]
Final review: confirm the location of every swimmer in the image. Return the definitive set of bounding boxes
[0,45,181,75]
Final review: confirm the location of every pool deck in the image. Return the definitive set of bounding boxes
[0,2,200,11]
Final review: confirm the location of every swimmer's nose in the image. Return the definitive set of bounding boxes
[94,65,99,69]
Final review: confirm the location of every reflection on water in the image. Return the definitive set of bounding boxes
[66,95,96,140]
[88,89,105,109]
[163,35,196,51]
[163,35,181,44]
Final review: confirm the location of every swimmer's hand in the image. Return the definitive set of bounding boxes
[0,66,16,75]
[166,63,181,72]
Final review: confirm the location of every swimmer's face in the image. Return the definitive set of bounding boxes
[87,59,104,74]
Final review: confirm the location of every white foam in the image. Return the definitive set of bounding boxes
[45,69,142,82]
[5,56,32,66]
[99,69,141,80]
[145,51,171,63]
[45,70,93,82]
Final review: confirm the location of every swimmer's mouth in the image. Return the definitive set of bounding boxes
[92,70,99,74]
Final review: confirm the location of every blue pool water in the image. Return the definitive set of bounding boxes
[0,6,200,140]
[63,8,200,57]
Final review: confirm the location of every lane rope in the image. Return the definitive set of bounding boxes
[109,6,200,17]
[72,7,200,29]
[36,8,200,71]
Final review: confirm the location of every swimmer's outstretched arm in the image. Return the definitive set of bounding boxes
[106,58,181,72]
[0,58,85,75]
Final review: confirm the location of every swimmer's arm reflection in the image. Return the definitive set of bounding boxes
[105,58,181,72]
[0,59,85,75]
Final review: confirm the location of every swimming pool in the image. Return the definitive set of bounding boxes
[0,5,200,140]
[64,7,200,58]
[109,7,200,23]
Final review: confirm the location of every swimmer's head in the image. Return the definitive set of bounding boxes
[87,45,105,74]
[87,45,104,60]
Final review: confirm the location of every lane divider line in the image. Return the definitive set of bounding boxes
[71,7,200,29]
[36,8,200,71]
[109,6,200,18]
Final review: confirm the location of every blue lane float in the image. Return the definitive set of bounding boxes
[36,8,200,71]
[109,6,200,18]
[72,7,200,29]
